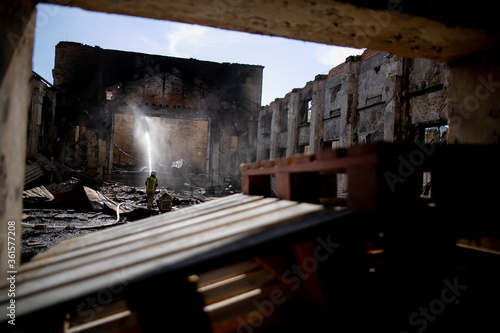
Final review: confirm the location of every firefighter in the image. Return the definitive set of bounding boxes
[145,170,158,209]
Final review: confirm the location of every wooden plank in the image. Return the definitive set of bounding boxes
[456,242,500,256]
[18,197,279,276]
[17,198,294,284]
[200,268,275,305]
[65,310,139,333]
[26,194,260,262]
[205,282,293,325]
[1,202,323,316]
[22,185,54,200]
[197,259,261,288]
[241,152,378,176]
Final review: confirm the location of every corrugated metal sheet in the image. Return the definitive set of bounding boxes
[24,162,46,185]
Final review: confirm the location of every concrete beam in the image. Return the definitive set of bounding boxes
[49,0,498,62]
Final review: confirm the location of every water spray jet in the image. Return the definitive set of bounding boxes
[141,117,150,134]
[131,107,161,176]
[141,117,153,173]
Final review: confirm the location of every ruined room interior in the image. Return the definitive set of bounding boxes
[2,1,500,333]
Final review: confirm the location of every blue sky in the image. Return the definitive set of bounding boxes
[32,4,363,106]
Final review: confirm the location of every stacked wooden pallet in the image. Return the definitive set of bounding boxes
[1,193,343,332]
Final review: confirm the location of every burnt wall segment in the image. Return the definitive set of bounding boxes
[52,42,263,189]
[257,50,448,165]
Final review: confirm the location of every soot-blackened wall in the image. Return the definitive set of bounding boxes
[53,42,263,189]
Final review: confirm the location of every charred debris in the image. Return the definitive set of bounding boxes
[22,155,238,263]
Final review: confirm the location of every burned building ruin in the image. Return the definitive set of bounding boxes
[29,44,449,192]
[46,42,263,189]
[256,50,448,190]
[3,1,500,333]
[257,50,448,157]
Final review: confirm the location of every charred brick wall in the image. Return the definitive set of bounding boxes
[53,42,263,189]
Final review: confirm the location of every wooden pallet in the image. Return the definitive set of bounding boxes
[1,193,355,332]
[242,142,500,219]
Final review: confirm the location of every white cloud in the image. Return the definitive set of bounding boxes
[315,45,364,68]
[167,24,212,57]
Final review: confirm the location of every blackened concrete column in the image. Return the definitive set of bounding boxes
[382,53,403,142]
[269,102,279,159]
[309,79,326,153]
[256,107,267,161]
[340,60,360,148]
[27,80,45,159]
[287,91,301,156]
